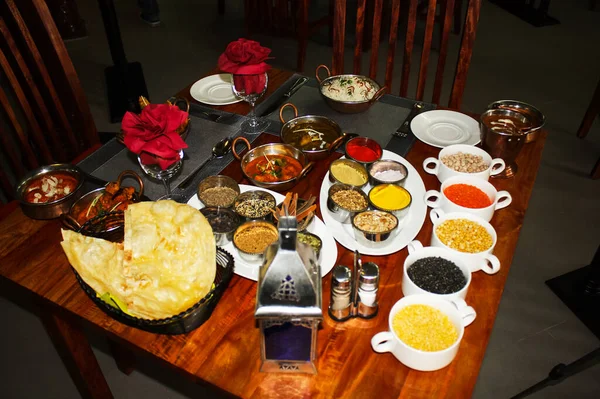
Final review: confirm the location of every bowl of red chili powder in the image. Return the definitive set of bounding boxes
[344,137,382,167]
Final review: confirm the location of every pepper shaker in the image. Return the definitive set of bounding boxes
[329,265,353,321]
[357,262,379,318]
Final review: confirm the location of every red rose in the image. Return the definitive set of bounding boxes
[233,74,267,96]
[122,103,188,169]
[218,38,272,75]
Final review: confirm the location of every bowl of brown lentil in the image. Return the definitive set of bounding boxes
[233,190,276,222]
[197,175,240,208]
[422,144,505,183]
[232,220,279,263]
[326,183,369,223]
[352,210,398,248]
[371,294,476,371]
[429,209,500,274]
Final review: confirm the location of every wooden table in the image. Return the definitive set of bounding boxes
[0,69,547,398]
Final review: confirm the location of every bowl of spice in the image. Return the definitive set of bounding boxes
[371,294,476,371]
[403,240,471,300]
[197,175,240,208]
[327,183,369,223]
[200,207,240,246]
[429,209,500,274]
[234,190,276,222]
[422,144,505,183]
[297,231,323,260]
[352,210,398,248]
[368,184,412,221]
[329,159,368,188]
[344,137,383,167]
[368,159,408,187]
[232,220,279,263]
[424,175,512,222]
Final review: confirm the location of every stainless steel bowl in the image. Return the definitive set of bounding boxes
[368,159,408,187]
[232,137,313,192]
[16,164,85,220]
[344,136,383,168]
[328,159,368,189]
[368,184,412,221]
[297,231,322,260]
[197,175,240,208]
[316,65,386,114]
[200,207,240,246]
[327,183,369,224]
[352,210,398,248]
[232,220,279,264]
[233,190,276,222]
[487,100,545,144]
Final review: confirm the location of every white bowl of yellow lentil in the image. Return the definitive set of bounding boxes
[371,294,476,371]
[429,209,500,274]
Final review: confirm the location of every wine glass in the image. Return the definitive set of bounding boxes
[232,72,270,134]
[137,149,183,199]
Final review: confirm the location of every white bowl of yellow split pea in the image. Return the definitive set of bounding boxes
[371,294,476,371]
[429,208,500,274]
[368,183,412,220]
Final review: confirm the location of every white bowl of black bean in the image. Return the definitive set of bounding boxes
[422,144,505,183]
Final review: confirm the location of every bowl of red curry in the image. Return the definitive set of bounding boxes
[16,164,85,220]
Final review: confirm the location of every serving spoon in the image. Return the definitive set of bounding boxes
[178,137,233,190]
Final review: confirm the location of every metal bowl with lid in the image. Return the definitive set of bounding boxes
[16,163,85,220]
[316,64,386,114]
[486,100,545,143]
[279,103,356,161]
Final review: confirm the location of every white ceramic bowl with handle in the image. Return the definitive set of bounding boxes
[422,144,505,183]
[371,294,476,371]
[429,209,500,274]
[424,175,512,222]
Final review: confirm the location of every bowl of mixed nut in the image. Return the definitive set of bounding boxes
[422,144,506,183]
[326,183,369,224]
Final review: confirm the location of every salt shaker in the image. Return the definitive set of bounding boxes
[329,265,353,321]
[357,262,379,318]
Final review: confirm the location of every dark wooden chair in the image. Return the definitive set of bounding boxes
[576,77,600,179]
[0,0,99,202]
[331,0,481,109]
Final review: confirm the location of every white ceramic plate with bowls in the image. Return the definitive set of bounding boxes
[411,110,480,148]
[189,74,242,105]
[188,184,337,281]
[319,150,427,256]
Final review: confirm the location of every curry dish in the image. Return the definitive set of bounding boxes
[24,172,79,203]
[244,154,302,183]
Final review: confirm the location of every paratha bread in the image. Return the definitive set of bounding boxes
[123,200,216,319]
[60,229,126,301]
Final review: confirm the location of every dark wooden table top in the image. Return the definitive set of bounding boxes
[0,68,547,398]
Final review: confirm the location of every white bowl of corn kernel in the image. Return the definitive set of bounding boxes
[371,294,476,371]
[429,209,500,274]
[422,144,505,183]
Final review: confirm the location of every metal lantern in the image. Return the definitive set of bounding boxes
[255,215,322,374]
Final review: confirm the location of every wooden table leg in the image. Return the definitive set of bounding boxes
[108,339,136,375]
[41,310,113,399]
[577,78,600,139]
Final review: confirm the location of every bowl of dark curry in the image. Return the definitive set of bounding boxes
[16,164,85,220]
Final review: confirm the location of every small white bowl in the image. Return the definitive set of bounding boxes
[422,144,505,183]
[429,209,500,274]
[424,175,512,222]
[371,294,476,371]
[403,240,471,300]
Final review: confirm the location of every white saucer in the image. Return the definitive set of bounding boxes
[189,74,242,105]
[411,110,480,148]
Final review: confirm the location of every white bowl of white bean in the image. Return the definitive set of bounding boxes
[422,144,505,183]
[429,208,500,274]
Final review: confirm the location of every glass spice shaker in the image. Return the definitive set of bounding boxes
[357,262,379,318]
[328,265,353,321]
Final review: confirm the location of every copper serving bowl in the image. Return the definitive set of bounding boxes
[486,100,545,144]
[15,163,85,220]
[316,64,386,114]
[279,103,356,161]
[232,137,313,192]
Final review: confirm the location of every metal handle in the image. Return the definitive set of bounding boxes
[298,162,314,180]
[328,132,357,153]
[61,213,82,231]
[315,64,331,83]
[167,96,190,113]
[279,103,298,124]
[116,170,145,200]
[232,137,251,161]
[370,86,387,103]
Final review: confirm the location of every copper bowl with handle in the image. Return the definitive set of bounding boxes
[232,137,313,192]
[316,64,386,114]
[486,100,545,144]
[279,103,356,161]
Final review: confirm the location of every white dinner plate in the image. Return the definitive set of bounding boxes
[189,74,242,105]
[411,110,480,148]
[319,150,427,256]
[188,185,337,281]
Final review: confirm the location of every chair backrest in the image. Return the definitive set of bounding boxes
[331,0,481,109]
[0,0,98,201]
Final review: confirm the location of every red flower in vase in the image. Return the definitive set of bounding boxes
[218,38,271,95]
[122,103,188,169]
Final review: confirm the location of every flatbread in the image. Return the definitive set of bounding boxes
[60,200,216,320]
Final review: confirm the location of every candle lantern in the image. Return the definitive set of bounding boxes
[255,215,322,374]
